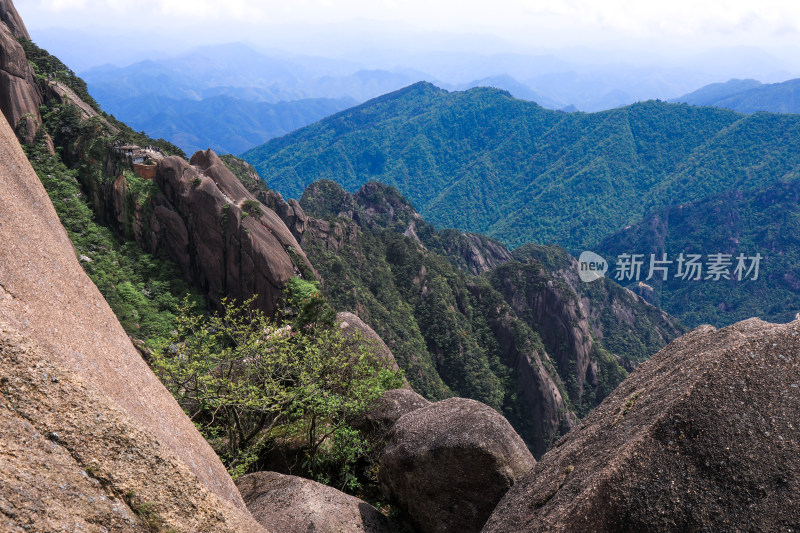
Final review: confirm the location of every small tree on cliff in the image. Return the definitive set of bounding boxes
[151,291,402,482]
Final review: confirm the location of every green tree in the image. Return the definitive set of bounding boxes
[151,296,402,483]
[282,276,337,331]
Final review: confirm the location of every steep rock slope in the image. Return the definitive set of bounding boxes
[0,96,250,514]
[0,324,264,532]
[484,318,800,532]
[151,149,314,315]
[0,0,27,39]
[511,245,686,361]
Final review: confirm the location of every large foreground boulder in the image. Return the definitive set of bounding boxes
[483,319,800,532]
[237,471,393,532]
[380,397,535,533]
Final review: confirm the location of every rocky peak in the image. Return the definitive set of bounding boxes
[0,0,42,144]
[436,229,512,275]
[154,150,314,315]
[0,0,28,40]
[300,179,358,220]
[353,181,419,229]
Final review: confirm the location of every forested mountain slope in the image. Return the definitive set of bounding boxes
[242,175,686,455]
[244,82,800,251]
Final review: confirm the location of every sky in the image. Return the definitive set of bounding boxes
[16,0,800,54]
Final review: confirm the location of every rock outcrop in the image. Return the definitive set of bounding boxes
[337,311,403,375]
[151,149,314,315]
[489,261,597,407]
[514,244,685,356]
[0,324,264,532]
[380,397,535,533]
[237,471,393,533]
[300,179,358,221]
[0,0,42,144]
[436,230,513,275]
[483,319,800,532]
[362,387,431,429]
[0,110,255,518]
[0,0,28,39]
[473,285,577,456]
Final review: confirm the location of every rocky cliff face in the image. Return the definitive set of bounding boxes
[84,146,314,317]
[0,103,260,525]
[488,261,596,408]
[151,150,314,315]
[469,282,577,450]
[0,0,42,144]
[484,318,800,532]
[0,0,27,39]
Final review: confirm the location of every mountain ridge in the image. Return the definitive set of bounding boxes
[674,77,800,114]
[244,82,800,251]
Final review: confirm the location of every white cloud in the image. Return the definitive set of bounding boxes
[15,0,800,49]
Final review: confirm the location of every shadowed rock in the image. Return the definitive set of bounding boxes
[0,3,42,143]
[483,319,800,532]
[0,0,28,39]
[380,397,535,533]
[155,150,314,315]
[238,471,393,532]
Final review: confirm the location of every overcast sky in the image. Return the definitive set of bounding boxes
[16,0,800,52]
